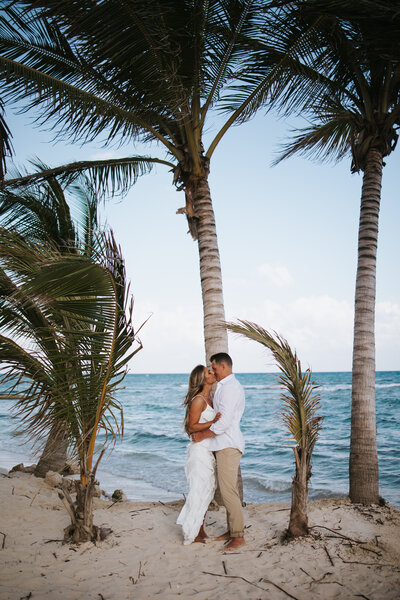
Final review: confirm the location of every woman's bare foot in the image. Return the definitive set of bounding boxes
[213,531,230,541]
[193,524,208,543]
[223,537,245,550]
[198,525,208,539]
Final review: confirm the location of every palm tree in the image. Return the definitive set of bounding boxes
[226,320,323,538]
[0,167,103,476]
[0,225,141,542]
[0,0,274,362]
[246,0,400,504]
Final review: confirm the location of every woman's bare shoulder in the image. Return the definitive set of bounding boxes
[190,394,207,410]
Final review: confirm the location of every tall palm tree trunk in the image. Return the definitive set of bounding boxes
[191,175,244,504]
[350,146,381,504]
[192,176,228,362]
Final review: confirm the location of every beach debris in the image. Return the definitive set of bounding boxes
[310,525,366,544]
[9,463,36,474]
[207,499,220,511]
[0,531,6,549]
[45,471,63,488]
[323,544,334,566]
[62,459,80,475]
[129,560,146,584]
[111,489,127,502]
[129,507,153,514]
[203,571,300,600]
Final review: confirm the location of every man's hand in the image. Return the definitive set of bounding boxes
[192,429,215,443]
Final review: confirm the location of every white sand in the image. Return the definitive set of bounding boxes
[1,471,400,600]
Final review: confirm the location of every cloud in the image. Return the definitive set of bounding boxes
[257,264,294,287]
[89,150,122,161]
[129,294,400,373]
[226,294,354,371]
[130,303,206,372]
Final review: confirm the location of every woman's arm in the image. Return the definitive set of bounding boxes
[188,396,221,433]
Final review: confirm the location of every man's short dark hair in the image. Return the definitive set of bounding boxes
[210,352,233,368]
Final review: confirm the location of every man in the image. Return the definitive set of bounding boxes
[192,352,245,550]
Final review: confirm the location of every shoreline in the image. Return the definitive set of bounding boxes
[1,471,400,599]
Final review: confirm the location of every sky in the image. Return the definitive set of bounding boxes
[5,106,400,374]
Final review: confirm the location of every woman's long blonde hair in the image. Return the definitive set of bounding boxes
[183,364,206,436]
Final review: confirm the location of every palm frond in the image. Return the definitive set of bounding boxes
[272,111,356,165]
[0,98,13,179]
[3,156,172,198]
[0,179,141,468]
[226,319,323,452]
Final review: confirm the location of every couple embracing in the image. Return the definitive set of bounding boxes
[177,353,245,550]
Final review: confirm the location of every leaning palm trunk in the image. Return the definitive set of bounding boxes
[226,320,323,537]
[350,147,382,504]
[34,421,68,478]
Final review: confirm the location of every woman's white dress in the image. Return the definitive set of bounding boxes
[176,404,217,545]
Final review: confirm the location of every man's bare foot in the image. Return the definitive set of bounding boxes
[213,531,230,541]
[223,537,245,550]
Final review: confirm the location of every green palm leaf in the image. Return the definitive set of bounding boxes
[226,319,323,453]
[3,156,172,198]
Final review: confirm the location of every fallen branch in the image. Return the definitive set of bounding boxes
[312,580,344,587]
[359,546,382,557]
[309,572,335,585]
[202,571,300,600]
[337,553,398,569]
[310,525,365,544]
[324,544,334,566]
[299,567,314,580]
[30,491,39,506]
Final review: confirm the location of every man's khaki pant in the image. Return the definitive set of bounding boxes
[215,448,244,538]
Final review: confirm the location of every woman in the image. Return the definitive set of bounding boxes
[176,364,221,545]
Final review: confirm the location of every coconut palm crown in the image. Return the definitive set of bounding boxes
[0,175,142,541]
[0,0,278,361]
[235,0,400,504]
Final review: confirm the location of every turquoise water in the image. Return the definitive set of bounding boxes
[0,372,399,506]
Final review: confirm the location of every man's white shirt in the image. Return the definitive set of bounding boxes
[209,374,245,453]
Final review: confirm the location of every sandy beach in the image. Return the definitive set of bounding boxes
[1,471,399,600]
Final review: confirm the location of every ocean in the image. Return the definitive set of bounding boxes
[0,371,399,507]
